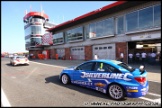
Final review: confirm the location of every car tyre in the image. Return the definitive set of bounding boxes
[61,74,70,85]
[108,84,124,100]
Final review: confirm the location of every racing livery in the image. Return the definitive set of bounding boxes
[59,59,149,100]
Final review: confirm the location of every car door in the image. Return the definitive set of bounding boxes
[91,62,121,93]
[72,62,96,87]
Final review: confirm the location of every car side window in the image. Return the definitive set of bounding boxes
[94,62,121,73]
[76,62,95,71]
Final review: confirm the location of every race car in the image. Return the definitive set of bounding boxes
[59,59,149,100]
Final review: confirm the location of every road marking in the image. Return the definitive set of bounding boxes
[148,80,161,83]
[25,67,37,79]
[139,97,161,104]
[30,61,66,69]
[1,88,11,107]
[147,92,161,97]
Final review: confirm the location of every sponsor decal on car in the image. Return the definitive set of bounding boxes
[94,82,106,87]
[127,89,138,92]
[81,72,133,81]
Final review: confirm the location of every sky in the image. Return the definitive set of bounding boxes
[1,1,116,53]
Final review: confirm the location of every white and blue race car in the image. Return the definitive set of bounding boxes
[59,59,149,100]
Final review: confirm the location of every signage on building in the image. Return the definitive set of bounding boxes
[89,32,96,38]
[131,33,161,41]
[42,33,53,45]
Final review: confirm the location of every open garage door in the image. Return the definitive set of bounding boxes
[71,47,85,60]
[56,49,65,59]
[93,44,116,60]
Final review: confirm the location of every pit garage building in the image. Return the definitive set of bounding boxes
[27,1,161,63]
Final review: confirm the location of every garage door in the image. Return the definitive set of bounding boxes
[93,44,116,60]
[71,47,85,60]
[56,49,65,58]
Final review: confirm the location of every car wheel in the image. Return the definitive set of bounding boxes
[108,84,124,100]
[61,74,70,84]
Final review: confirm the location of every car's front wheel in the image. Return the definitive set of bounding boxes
[61,74,70,84]
[108,84,124,100]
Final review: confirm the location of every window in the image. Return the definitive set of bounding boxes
[96,21,103,37]
[25,38,30,44]
[99,47,102,50]
[53,32,64,44]
[94,62,121,73]
[30,37,42,46]
[154,5,161,27]
[95,47,98,50]
[31,25,44,35]
[108,46,112,49]
[25,26,31,36]
[103,47,107,49]
[103,18,114,36]
[89,18,114,38]
[126,4,161,32]
[118,63,135,72]
[84,25,89,39]
[76,62,95,71]
[66,27,83,42]
[89,23,96,38]
[126,11,138,32]
[139,7,153,29]
[117,16,124,34]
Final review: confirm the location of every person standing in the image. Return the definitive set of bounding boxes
[150,52,156,65]
[141,52,147,65]
[135,52,140,63]
[120,52,124,62]
[128,53,133,64]
[94,54,98,60]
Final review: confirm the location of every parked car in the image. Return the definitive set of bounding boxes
[10,56,29,66]
[59,59,149,100]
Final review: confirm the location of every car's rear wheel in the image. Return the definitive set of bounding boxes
[108,84,124,100]
[61,74,70,84]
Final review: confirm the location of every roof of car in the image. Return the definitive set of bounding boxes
[87,59,122,66]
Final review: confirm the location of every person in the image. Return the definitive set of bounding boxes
[120,52,124,62]
[141,52,147,65]
[30,53,33,59]
[135,52,140,63]
[150,51,156,65]
[94,54,98,60]
[55,53,59,60]
[128,53,133,64]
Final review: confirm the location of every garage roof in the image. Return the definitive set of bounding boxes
[47,1,149,33]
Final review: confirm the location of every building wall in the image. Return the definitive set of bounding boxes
[29,50,42,59]
[85,45,93,60]
[49,49,56,59]
[65,48,70,60]
[116,42,127,63]
[38,1,161,62]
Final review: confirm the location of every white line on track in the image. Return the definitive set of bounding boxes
[30,61,66,69]
[1,88,11,107]
[147,92,161,97]
[25,67,38,79]
[148,80,161,83]
[139,97,161,104]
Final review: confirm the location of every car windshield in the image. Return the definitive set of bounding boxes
[118,63,135,72]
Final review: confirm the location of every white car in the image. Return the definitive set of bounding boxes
[10,56,29,66]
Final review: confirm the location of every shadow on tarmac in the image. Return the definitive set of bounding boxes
[45,75,127,101]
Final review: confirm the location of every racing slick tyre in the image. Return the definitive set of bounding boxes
[108,84,124,100]
[61,74,71,85]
